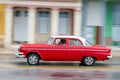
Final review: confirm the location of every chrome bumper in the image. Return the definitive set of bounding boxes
[15,52,25,58]
[107,54,112,59]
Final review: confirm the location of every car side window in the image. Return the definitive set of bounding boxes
[68,39,82,46]
[55,38,66,46]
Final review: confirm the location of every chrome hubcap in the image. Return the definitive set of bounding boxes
[29,55,38,64]
[85,57,94,65]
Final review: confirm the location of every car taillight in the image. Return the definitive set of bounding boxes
[106,48,111,53]
[108,49,111,53]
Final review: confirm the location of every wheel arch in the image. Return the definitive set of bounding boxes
[26,52,41,59]
[82,56,97,66]
[82,56,97,61]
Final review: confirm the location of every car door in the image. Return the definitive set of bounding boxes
[46,38,68,61]
[67,39,85,61]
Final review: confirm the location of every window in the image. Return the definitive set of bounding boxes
[59,12,69,18]
[55,39,66,45]
[38,11,50,18]
[68,39,82,46]
[14,10,21,17]
[112,4,120,41]
[37,11,50,33]
[84,40,92,46]
[59,12,69,34]
[46,37,54,45]
[24,11,28,17]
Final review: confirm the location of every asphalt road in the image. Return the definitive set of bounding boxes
[0,68,120,80]
[0,54,120,69]
[0,54,120,80]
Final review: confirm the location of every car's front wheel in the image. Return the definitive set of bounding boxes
[82,57,96,66]
[27,54,40,65]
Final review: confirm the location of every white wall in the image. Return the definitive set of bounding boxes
[86,1,104,26]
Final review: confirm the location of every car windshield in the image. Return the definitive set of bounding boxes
[84,40,92,46]
[46,37,54,45]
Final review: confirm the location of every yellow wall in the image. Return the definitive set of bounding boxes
[0,4,5,42]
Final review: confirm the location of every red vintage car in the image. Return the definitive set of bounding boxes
[15,36,112,66]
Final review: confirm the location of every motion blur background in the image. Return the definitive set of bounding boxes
[0,0,120,48]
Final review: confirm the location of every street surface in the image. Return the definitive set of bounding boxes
[0,68,120,80]
[0,54,120,80]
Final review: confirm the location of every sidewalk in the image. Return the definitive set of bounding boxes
[110,47,120,58]
[0,48,17,54]
[0,47,120,58]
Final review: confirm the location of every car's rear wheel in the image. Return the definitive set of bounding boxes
[27,54,40,65]
[82,57,95,66]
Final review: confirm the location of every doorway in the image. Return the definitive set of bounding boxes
[13,8,28,44]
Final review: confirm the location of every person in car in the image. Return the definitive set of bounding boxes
[58,39,66,45]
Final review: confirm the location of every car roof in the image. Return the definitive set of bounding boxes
[51,35,86,42]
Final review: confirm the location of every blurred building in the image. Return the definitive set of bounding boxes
[0,4,5,47]
[1,0,120,48]
[82,0,120,46]
[0,0,81,47]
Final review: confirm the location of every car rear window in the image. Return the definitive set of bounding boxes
[68,39,82,46]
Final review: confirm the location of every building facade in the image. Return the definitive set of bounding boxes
[82,0,120,46]
[0,0,82,48]
[0,4,5,47]
[1,0,120,48]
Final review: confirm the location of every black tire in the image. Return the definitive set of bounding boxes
[79,61,85,66]
[27,54,40,65]
[82,57,95,66]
